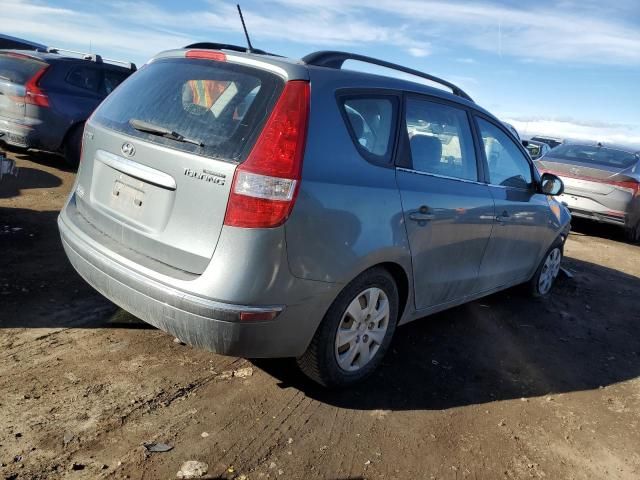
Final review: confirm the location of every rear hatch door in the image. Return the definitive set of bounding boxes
[0,52,47,121]
[536,144,639,210]
[76,56,284,274]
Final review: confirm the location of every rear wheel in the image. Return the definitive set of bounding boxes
[297,267,399,388]
[63,123,84,168]
[529,242,563,297]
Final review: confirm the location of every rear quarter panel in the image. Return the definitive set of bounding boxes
[285,68,412,291]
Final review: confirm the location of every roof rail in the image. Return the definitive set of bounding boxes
[47,47,136,70]
[302,50,474,102]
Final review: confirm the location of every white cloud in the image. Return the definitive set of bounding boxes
[505,118,640,147]
[269,0,640,65]
[408,47,430,58]
[4,0,639,66]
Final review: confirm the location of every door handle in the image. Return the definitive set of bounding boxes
[409,206,435,222]
[495,210,510,223]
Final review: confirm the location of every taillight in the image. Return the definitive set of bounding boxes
[610,179,640,197]
[224,80,310,228]
[24,66,50,108]
[185,50,226,62]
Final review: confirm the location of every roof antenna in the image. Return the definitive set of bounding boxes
[236,4,254,53]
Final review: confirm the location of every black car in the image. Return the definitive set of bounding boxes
[0,47,135,166]
[0,33,47,52]
[530,135,564,149]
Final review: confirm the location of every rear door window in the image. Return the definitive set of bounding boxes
[92,58,283,161]
[0,53,46,84]
[101,70,130,96]
[66,66,101,92]
[405,97,478,181]
[340,95,398,163]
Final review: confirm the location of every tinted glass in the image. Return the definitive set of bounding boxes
[343,97,394,158]
[0,53,46,84]
[102,70,130,95]
[526,144,542,159]
[547,144,638,169]
[66,66,101,92]
[92,58,283,161]
[405,98,477,181]
[478,118,533,188]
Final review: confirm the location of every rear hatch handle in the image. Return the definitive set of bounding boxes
[96,150,177,190]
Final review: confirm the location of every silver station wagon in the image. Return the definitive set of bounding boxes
[58,44,571,387]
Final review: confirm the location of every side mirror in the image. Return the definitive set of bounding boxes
[522,140,529,147]
[540,172,564,196]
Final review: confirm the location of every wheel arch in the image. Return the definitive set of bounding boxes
[59,120,84,152]
[340,260,413,324]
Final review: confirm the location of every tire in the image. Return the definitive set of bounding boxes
[297,267,399,388]
[624,221,640,244]
[63,123,84,168]
[529,241,563,297]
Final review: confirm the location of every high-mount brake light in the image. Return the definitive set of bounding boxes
[24,66,50,108]
[185,50,227,62]
[224,80,310,229]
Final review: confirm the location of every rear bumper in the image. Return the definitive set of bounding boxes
[0,114,64,151]
[0,114,43,148]
[58,207,339,358]
[557,192,632,227]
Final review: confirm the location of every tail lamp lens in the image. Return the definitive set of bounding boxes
[224,80,310,228]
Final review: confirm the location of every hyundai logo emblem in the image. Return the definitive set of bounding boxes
[121,142,136,157]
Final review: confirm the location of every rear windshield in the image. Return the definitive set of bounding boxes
[0,53,46,84]
[531,137,561,148]
[549,144,639,169]
[92,58,283,161]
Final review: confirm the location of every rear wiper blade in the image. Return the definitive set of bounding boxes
[129,119,204,147]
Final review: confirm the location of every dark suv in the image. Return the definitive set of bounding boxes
[0,48,135,166]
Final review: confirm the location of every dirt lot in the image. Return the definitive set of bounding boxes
[1,149,639,480]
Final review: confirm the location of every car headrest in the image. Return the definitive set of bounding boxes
[410,135,442,170]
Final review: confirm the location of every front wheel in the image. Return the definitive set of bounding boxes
[297,267,399,388]
[624,221,640,244]
[529,243,563,297]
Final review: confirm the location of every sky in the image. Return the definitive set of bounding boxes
[3,0,640,145]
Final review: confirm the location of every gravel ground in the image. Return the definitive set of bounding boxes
[1,148,639,480]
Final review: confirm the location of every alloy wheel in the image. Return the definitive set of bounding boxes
[538,247,562,295]
[334,287,390,372]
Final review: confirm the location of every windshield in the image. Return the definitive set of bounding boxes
[92,57,283,161]
[549,144,638,169]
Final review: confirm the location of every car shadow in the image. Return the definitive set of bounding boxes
[0,207,152,330]
[570,216,635,244]
[2,146,75,173]
[255,255,640,410]
[0,166,62,199]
